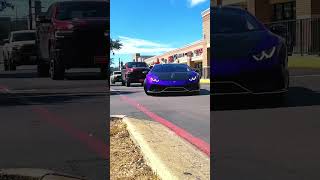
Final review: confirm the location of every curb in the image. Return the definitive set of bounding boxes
[200,79,210,84]
[122,116,210,180]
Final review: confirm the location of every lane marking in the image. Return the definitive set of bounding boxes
[32,107,108,159]
[0,84,108,159]
[117,92,210,156]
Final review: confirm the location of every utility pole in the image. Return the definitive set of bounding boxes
[29,0,32,29]
[118,58,120,70]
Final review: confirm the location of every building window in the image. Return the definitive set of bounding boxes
[272,2,296,21]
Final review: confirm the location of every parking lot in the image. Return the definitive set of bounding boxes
[213,68,320,180]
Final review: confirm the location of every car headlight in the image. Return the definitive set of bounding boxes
[189,76,198,81]
[150,77,159,82]
[253,46,276,61]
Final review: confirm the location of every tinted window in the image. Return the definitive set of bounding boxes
[212,8,263,34]
[127,62,147,68]
[151,64,191,72]
[56,2,108,20]
[12,32,36,42]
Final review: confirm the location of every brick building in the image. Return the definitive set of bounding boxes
[144,8,210,79]
[221,0,320,23]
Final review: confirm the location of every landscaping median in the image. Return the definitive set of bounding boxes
[110,115,210,180]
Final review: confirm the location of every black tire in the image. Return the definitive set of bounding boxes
[37,62,50,77]
[144,84,150,96]
[100,65,108,79]
[126,79,130,87]
[4,62,8,71]
[9,59,16,71]
[50,50,65,80]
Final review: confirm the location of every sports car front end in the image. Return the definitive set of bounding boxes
[211,6,289,96]
[144,65,200,95]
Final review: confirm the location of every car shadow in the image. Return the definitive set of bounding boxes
[212,86,320,111]
[0,92,107,106]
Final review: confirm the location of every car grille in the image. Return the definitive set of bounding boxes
[127,71,146,79]
[150,84,198,92]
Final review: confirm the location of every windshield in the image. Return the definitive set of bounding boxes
[57,2,108,20]
[212,8,263,34]
[151,64,192,73]
[12,32,35,42]
[127,62,147,68]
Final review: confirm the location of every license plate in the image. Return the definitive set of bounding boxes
[94,56,107,64]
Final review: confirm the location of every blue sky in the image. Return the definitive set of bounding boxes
[111,0,209,67]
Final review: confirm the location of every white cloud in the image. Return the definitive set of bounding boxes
[113,36,176,56]
[189,0,207,7]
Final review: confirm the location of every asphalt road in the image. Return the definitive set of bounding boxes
[110,82,211,145]
[0,65,108,179]
[213,68,320,180]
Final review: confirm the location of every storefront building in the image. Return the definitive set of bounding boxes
[144,8,210,79]
[220,0,320,55]
[221,0,320,23]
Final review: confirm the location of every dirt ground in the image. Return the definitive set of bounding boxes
[110,119,160,180]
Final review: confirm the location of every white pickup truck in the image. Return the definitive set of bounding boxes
[3,30,37,71]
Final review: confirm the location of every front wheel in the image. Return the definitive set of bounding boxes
[50,58,65,80]
[126,80,130,87]
[9,59,16,71]
[4,61,8,71]
[144,84,150,96]
[37,62,50,77]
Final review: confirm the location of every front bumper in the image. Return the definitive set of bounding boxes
[146,81,200,94]
[212,67,288,95]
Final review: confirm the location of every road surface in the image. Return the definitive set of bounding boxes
[110,82,211,146]
[0,65,108,179]
[213,68,320,180]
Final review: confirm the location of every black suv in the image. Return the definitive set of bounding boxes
[36,0,109,80]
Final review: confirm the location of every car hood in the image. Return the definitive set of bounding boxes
[211,30,281,77]
[150,72,195,81]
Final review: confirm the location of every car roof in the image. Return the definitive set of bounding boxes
[11,30,36,34]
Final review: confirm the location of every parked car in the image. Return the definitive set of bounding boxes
[144,64,200,95]
[121,62,150,87]
[211,6,289,102]
[3,30,37,71]
[110,71,122,84]
[36,0,109,80]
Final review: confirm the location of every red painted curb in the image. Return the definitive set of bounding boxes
[120,95,210,156]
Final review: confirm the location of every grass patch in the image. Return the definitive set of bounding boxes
[289,55,320,69]
[110,119,160,180]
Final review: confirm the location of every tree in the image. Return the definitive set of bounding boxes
[0,0,14,12]
[110,38,122,65]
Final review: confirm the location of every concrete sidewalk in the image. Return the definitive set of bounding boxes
[120,116,210,180]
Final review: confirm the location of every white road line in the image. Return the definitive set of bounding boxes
[291,74,320,78]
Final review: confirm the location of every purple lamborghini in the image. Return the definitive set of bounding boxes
[212,6,289,102]
[144,63,200,95]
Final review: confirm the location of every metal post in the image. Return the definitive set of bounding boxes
[29,0,32,30]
